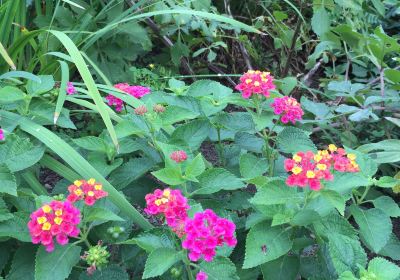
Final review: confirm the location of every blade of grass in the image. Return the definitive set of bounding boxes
[40,154,80,182]
[0,110,152,230]
[81,51,112,86]
[0,41,16,70]
[54,60,69,124]
[282,0,306,24]
[49,30,119,150]
[0,71,40,82]
[21,170,48,196]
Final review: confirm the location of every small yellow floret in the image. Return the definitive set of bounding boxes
[54,217,63,225]
[328,144,337,152]
[88,178,96,185]
[42,205,52,213]
[74,180,82,187]
[306,170,316,178]
[245,79,252,84]
[163,189,171,198]
[88,191,95,197]
[160,198,169,204]
[94,184,102,190]
[37,217,47,224]
[155,199,162,206]
[351,161,359,168]
[74,189,83,196]
[321,150,329,156]
[314,154,323,162]
[55,210,63,216]
[254,81,260,87]
[293,154,302,162]
[42,222,52,231]
[347,154,356,161]
[317,164,327,170]
[291,166,303,175]
[248,70,255,74]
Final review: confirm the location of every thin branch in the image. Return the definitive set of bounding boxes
[302,58,323,87]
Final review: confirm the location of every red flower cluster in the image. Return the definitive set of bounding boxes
[144,189,237,262]
[67,179,108,206]
[27,201,80,252]
[284,145,359,191]
[235,70,275,99]
[196,271,208,280]
[271,96,304,124]
[106,83,150,112]
[170,150,188,163]
[182,209,237,262]
[144,188,189,237]
[66,82,76,95]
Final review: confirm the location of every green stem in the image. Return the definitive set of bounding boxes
[216,127,224,166]
[358,186,371,204]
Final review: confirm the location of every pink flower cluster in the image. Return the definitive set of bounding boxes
[284,145,360,191]
[0,129,4,141]
[170,150,188,163]
[27,200,80,252]
[235,70,275,98]
[67,179,108,206]
[271,96,304,124]
[144,188,189,237]
[182,209,237,262]
[106,83,151,112]
[196,271,208,280]
[66,82,76,95]
[144,189,237,263]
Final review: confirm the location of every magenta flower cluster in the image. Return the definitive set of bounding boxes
[66,82,76,95]
[270,96,304,124]
[106,83,150,112]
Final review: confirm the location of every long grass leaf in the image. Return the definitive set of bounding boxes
[54,60,69,124]
[40,154,80,182]
[0,71,40,82]
[0,41,16,70]
[0,110,152,230]
[49,30,119,150]
[21,170,48,195]
[81,51,112,86]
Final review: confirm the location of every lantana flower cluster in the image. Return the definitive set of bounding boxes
[271,96,304,124]
[235,70,275,98]
[66,82,77,95]
[67,179,108,206]
[284,145,360,190]
[144,188,237,273]
[170,150,188,163]
[106,83,150,112]
[28,178,108,252]
[27,200,81,252]
[0,128,4,141]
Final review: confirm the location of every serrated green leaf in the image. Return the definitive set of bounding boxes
[120,228,174,252]
[313,213,358,240]
[161,105,199,125]
[35,244,81,280]
[142,248,181,279]
[0,198,13,222]
[239,153,268,179]
[171,120,211,150]
[152,167,185,186]
[243,222,293,269]
[373,196,400,217]
[325,172,370,195]
[0,212,30,241]
[79,264,129,280]
[200,256,239,280]
[194,168,245,195]
[261,255,300,280]
[276,127,316,154]
[338,271,358,280]
[84,207,124,223]
[26,75,55,95]
[0,165,16,196]
[350,206,392,253]
[185,153,206,178]
[250,179,303,206]
[291,210,321,226]
[6,244,36,280]
[367,257,400,280]
[379,234,400,261]
[320,189,346,216]
[73,136,108,152]
[311,7,330,36]
[375,176,399,188]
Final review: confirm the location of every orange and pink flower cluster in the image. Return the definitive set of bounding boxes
[67,179,108,206]
[235,70,275,98]
[28,200,81,252]
[170,150,188,163]
[284,145,359,190]
[271,96,304,124]
[28,179,108,252]
[106,83,150,112]
[144,188,236,266]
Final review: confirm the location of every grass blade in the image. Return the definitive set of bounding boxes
[40,154,80,182]
[21,170,48,196]
[0,41,16,70]
[0,71,39,82]
[54,60,69,124]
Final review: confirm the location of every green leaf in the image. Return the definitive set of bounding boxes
[371,0,385,16]
[243,222,293,269]
[350,206,392,253]
[171,120,211,150]
[142,248,181,279]
[161,105,199,125]
[328,233,367,275]
[311,7,330,36]
[199,257,239,280]
[239,153,268,179]
[357,140,400,164]
[0,212,30,241]
[79,265,129,280]
[338,271,358,280]
[375,176,399,188]
[261,255,299,280]
[152,167,185,186]
[195,168,245,194]
[0,198,13,222]
[0,165,16,196]
[73,136,107,152]
[120,228,174,252]
[320,189,346,215]
[0,86,25,103]
[26,75,55,95]
[185,153,206,178]
[276,127,316,154]
[373,196,400,217]
[271,211,294,227]
[85,207,124,223]
[28,101,76,129]
[313,213,358,240]
[379,234,400,261]
[6,244,36,280]
[367,257,400,280]
[35,244,81,280]
[291,210,321,226]
[249,179,303,206]
[325,172,370,195]
[0,135,45,172]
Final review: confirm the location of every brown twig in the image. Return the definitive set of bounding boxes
[302,58,323,87]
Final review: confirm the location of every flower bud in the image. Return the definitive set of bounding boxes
[153,104,165,113]
[170,150,187,163]
[134,105,148,116]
